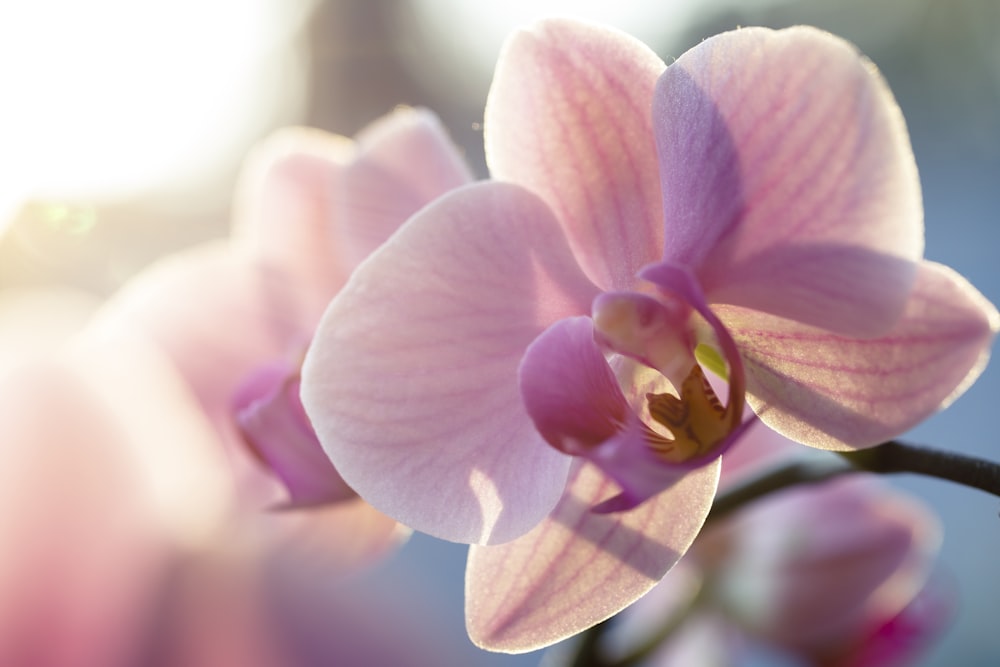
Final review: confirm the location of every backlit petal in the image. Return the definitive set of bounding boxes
[301,182,600,544]
[337,107,474,269]
[719,261,999,449]
[486,18,665,290]
[465,459,719,652]
[654,26,922,336]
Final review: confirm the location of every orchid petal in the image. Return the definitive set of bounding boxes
[301,182,600,545]
[518,317,630,455]
[714,476,940,651]
[74,327,408,571]
[485,18,666,290]
[654,26,922,336]
[0,363,165,667]
[465,459,719,652]
[337,107,475,269]
[92,243,315,440]
[232,362,355,508]
[718,261,999,449]
[518,316,721,513]
[232,126,355,296]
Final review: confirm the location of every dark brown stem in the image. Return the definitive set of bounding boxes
[839,440,1000,496]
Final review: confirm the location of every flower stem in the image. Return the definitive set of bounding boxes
[706,456,856,524]
[839,440,1000,497]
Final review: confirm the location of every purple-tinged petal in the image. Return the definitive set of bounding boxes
[301,182,600,545]
[591,291,696,386]
[640,262,746,435]
[74,327,409,573]
[485,18,666,291]
[654,26,922,336]
[337,107,475,269]
[519,317,731,513]
[518,317,630,456]
[837,577,954,667]
[711,476,941,651]
[465,459,719,653]
[719,261,999,449]
[233,362,355,509]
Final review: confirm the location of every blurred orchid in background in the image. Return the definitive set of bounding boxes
[0,107,478,666]
[299,18,997,652]
[604,428,951,667]
[94,105,472,519]
[0,337,474,667]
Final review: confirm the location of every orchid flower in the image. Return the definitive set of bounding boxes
[91,107,471,541]
[300,20,998,650]
[612,427,948,667]
[0,327,476,667]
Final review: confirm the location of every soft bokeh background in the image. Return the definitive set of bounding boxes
[1,0,997,664]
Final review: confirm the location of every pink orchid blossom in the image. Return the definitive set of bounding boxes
[92,106,471,531]
[300,20,998,650]
[615,427,948,667]
[0,327,472,667]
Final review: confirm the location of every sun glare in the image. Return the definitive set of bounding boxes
[0,0,315,225]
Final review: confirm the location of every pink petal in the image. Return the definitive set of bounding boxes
[0,363,166,667]
[485,18,666,291]
[519,317,700,512]
[74,327,408,573]
[93,243,315,443]
[654,26,923,336]
[714,476,940,650]
[232,362,355,508]
[518,317,630,455]
[232,108,470,316]
[301,182,600,545]
[465,459,719,652]
[231,126,355,299]
[841,577,955,667]
[719,261,999,449]
[336,106,474,269]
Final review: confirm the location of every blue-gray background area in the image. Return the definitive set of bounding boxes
[315,1,1000,666]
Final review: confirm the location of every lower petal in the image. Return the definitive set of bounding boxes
[719,261,999,449]
[465,458,719,652]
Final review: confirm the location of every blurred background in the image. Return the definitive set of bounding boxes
[0,0,998,665]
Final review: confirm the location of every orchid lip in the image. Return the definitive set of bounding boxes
[232,360,356,508]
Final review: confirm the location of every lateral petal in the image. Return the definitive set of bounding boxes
[654,26,922,336]
[301,182,600,545]
[465,459,719,652]
[719,261,999,449]
[485,18,666,290]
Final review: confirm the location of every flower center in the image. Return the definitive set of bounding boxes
[592,290,737,464]
[645,364,730,463]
